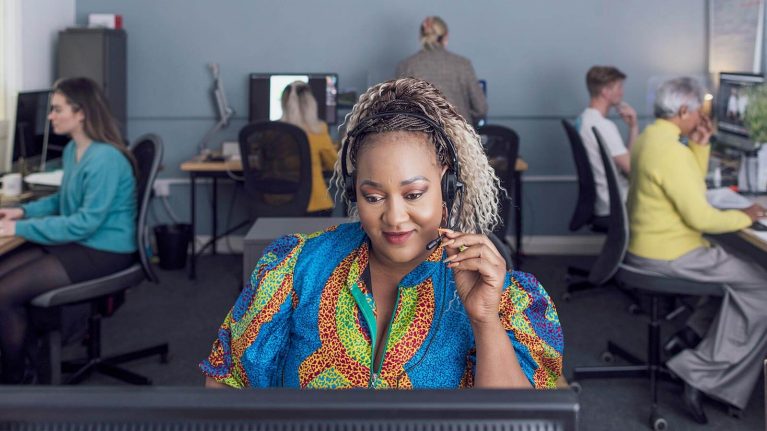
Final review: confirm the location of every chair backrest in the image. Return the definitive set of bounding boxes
[130,134,163,283]
[562,119,597,231]
[239,121,313,217]
[587,127,628,285]
[476,124,520,240]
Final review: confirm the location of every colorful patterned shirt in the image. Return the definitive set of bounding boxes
[200,222,563,389]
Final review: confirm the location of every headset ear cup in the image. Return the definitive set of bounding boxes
[345,172,357,202]
[441,171,457,203]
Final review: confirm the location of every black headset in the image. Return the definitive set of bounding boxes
[340,111,464,249]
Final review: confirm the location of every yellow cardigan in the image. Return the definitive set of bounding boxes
[627,119,751,260]
[306,123,338,212]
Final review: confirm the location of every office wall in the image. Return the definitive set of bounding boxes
[74,0,707,240]
[20,0,76,91]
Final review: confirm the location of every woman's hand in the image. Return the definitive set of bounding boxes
[690,115,713,145]
[0,208,24,221]
[0,219,16,237]
[441,229,506,325]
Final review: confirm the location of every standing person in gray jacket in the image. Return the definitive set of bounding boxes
[396,16,488,126]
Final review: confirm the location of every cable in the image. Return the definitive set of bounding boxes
[161,195,182,224]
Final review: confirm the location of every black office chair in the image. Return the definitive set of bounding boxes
[29,134,169,385]
[239,121,313,218]
[561,119,613,300]
[477,124,520,267]
[571,127,725,431]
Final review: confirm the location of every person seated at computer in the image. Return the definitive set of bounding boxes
[200,78,562,389]
[625,77,767,423]
[396,16,488,126]
[577,66,638,217]
[726,87,739,120]
[279,81,338,216]
[0,77,137,384]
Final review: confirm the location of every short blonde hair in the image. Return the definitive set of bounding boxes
[280,81,324,134]
[420,16,448,50]
[332,78,502,234]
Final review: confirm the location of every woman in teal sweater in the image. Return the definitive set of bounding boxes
[0,77,137,384]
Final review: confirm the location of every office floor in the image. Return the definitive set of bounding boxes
[67,254,765,431]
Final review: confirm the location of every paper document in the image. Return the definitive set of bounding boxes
[706,187,753,209]
[24,170,63,187]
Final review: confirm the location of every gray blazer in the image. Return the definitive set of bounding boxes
[396,47,488,123]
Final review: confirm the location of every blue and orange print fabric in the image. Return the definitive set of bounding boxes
[200,222,563,389]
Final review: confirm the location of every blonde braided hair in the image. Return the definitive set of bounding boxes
[332,78,502,234]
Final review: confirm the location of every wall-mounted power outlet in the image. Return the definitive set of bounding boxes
[153,179,171,197]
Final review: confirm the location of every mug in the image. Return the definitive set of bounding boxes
[2,173,22,197]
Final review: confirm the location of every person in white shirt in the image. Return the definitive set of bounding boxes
[577,66,638,216]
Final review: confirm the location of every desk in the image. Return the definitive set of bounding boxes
[710,195,767,269]
[180,160,246,280]
[182,157,529,278]
[0,237,25,256]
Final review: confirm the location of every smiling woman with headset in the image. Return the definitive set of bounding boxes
[200,78,562,389]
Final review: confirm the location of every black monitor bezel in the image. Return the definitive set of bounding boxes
[715,72,765,138]
[11,89,67,174]
[0,387,579,431]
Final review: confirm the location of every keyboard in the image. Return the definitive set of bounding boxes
[24,170,63,187]
[706,187,753,209]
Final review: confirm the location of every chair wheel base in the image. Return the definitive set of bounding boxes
[650,408,668,431]
[727,406,743,419]
[569,381,582,394]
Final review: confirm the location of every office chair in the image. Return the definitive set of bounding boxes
[239,121,313,218]
[477,124,520,267]
[571,127,725,431]
[561,119,613,300]
[29,134,169,385]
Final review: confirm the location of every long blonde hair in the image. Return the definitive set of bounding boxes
[280,81,324,134]
[332,78,501,234]
[420,16,448,50]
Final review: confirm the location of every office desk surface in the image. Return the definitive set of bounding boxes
[0,237,25,256]
[180,158,529,173]
[180,160,244,172]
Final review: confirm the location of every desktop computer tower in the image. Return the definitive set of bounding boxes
[57,28,126,138]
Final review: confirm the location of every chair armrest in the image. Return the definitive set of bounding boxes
[30,264,145,308]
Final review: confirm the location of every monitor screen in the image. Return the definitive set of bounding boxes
[715,73,764,149]
[249,73,338,125]
[0,387,579,431]
[12,90,68,173]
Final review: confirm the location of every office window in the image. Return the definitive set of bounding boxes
[0,0,6,121]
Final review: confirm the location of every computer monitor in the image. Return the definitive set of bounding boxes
[715,72,765,151]
[11,90,67,173]
[0,387,579,431]
[249,73,338,125]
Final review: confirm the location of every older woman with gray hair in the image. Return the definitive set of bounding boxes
[625,77,767,423]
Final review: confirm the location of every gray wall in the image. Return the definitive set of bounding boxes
[75,0,708,236]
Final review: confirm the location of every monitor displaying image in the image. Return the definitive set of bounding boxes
[249,73,338,124]
[716,72,764,137]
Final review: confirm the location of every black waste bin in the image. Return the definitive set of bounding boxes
[154,223,192,270]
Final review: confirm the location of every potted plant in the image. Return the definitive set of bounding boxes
[744,84,767,144]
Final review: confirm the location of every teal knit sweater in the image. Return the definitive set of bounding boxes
[16,141,137,253]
